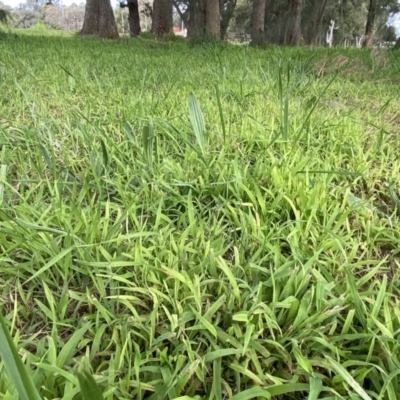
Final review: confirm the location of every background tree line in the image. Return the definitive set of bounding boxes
[0,0,85,30]
[79,0,399,46]
[1,0,399,47]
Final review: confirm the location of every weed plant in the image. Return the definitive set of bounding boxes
[0,34,400,399]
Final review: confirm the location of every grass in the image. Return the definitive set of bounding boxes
[12,28,77,37]
[0,32,400,399]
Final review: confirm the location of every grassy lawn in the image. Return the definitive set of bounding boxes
[11,28,77,37]
[1,34,400,399]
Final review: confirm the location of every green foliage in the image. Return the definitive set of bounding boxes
[0,35,400,400]
[161,32,187,42]
[188,31,228,45]
[139,30,155,40]
[30,21,47,31]
[9,4,45,29]
[0,8,10,24]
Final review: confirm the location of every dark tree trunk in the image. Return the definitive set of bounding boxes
[265,0,286,44]
[395,37,400,49]
[285,0,302,45]
[220,0,237,40]
[306,0,328,46]
[363,0,377,47]
[127,0,141,36]
[81,0,119,39]
[251,0,266,46]
[187,0,198,39]
[151,0,173,37]
[81,0,99,35]
[188,0,221,40]
[206,0,220,38]
[195,0,206,36]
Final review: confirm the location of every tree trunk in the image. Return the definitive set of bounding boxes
[187,0,198,38]
[285,0,302,45]
[362,0,377,48]
[306,0,328,46]
[127,0,141,36]
[206,0,220,38]
[151,0,173,37]
[188,0,220,40]
[195,0,206,36]
[81,0,99,35]
[81,0,119,39]
[220,0,237,40]
[251,0,266,46]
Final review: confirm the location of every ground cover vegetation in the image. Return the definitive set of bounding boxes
[1,32,400,399]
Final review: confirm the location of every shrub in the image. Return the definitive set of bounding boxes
[30,21,47,31]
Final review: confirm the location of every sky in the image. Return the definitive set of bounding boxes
[1,0,85,6]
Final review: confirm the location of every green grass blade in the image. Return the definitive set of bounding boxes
[143,122,154,169]
[230,387,271,400]
[0,164,6,206]
[346,270,367,330]
[188,93,206,156]
[215,84,226,145]
[0,311,43,400]
[325,356,373,400]
[77,369,104,400]
[308,376,323,400]
[213,358,222,400]
[265,383,310,396]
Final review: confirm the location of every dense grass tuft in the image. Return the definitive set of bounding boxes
[1,34,400,399]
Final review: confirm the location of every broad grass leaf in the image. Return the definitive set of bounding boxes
[292,341,313,375]
[229,387,271,400]
[77,369,104,400]
[99,139,109,169]
[346,270,367,330]
[57,323,92,368]
[308,376,323,400]
[35,362,78,385]
[203,349,239,363]
[325,356,373,400]
[213,358,222,400]
[216,256,240,302]
[242,323,255,355]
[229,363,264,385]
[190,306,217,338]
[24,246,75,284]
[203,294,226,321]
[378,368,400,400]
[266,383,310,396]
[0,164,6,205]
[39,144,53,171]
[232,311,248,323]
[215,84,226,145]
[143,123,154,169]
[386,181,400,216]
[0,311,43,400]
[188,93,206,157]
